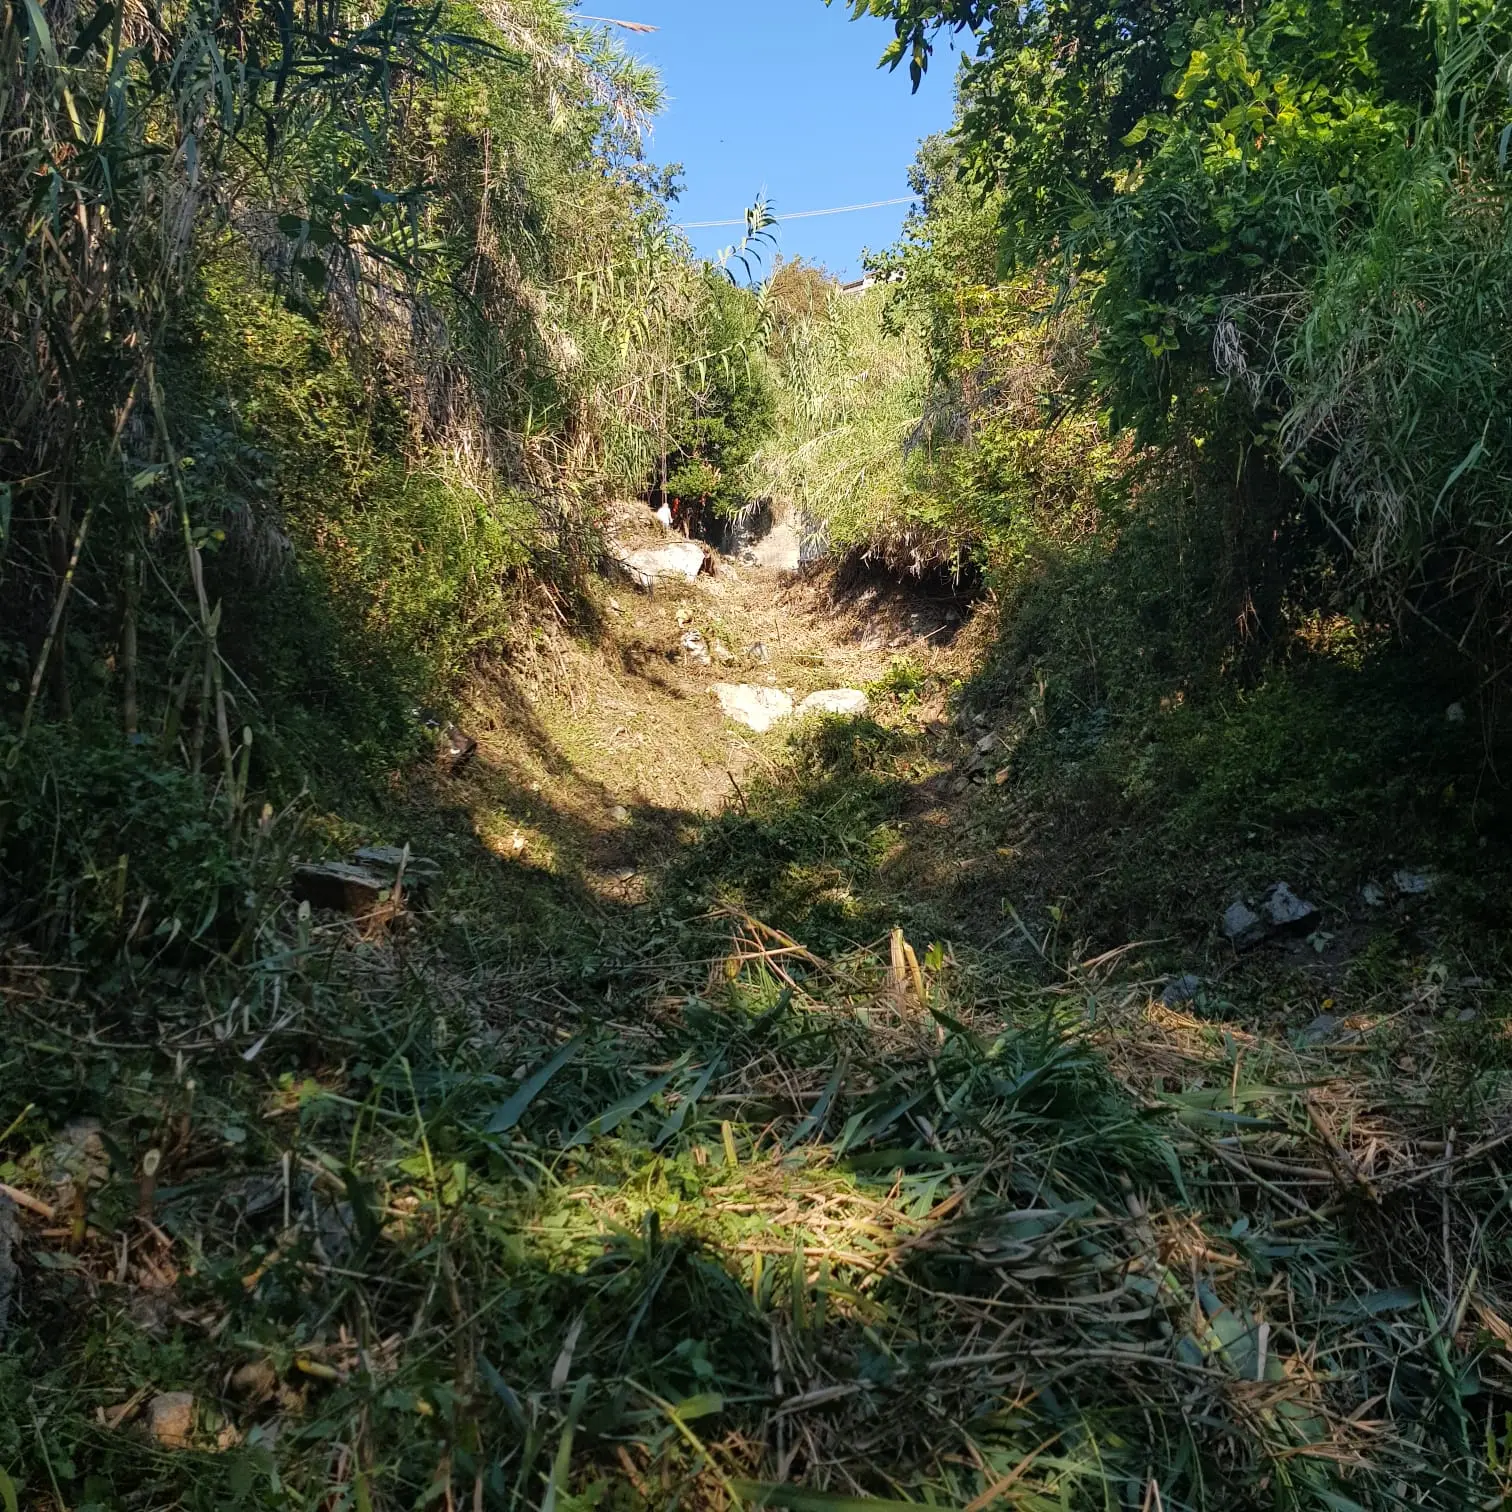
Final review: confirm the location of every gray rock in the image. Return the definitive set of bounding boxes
[679,630,711,666]
[1361,881,1387,908]
[975,732,997,756]
[1392,869,1434,897]
[1302,1013,1340,1045]
[1263,881,1318,931]
[146,1393,196,1450]
[1161,974,1203,1007]
[712,683,794,733]
[48,1118,109,1209]
[1223,900,1267,949]
[1447,702,1466,724]
[798,689,869,718]
[353,847,441,893]
[310,1193,358,1266]
[618,541,706,589]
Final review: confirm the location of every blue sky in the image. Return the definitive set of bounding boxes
[577,2,959,280]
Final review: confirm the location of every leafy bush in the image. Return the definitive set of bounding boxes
[0,730,277,970]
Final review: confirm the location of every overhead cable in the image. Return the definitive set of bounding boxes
[679,196,914,230]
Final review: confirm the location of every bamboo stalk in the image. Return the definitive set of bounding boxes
[122,548,139,739]
[11,493,97,759]
[146,362,236,800]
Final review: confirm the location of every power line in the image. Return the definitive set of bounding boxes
[679,196,915,230]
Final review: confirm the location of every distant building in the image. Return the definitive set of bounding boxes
[839,270,901,297]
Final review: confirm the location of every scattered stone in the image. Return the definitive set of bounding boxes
[413,708,474,768]
[146,1393,196,1450]
[353,846,442,889]
[712,684,794,733]
[1447,702,1466,724]
[618,541,706,589]
[444,724,477,771]
[292,862,394,915]
[712,640,735,664]
[1263,881,1318,932]
[1457,1008,1479,1023]
[310,1193,358,1266]
[1223,900,1267,950]
[975,732,997,756]
[1161,974,1203,1007]
[231,1360,279,1404]
[1361,881,1387,908]
[950,775,970,797]
[48,1118,109,1209]
[1392,869,1434,897]
[610,805,630,824]
[798,689,868,718]
[1302,1013,1340,1045]
[679,629,711,666]
[0,1192,17,1346]
[221,1170,285,1220]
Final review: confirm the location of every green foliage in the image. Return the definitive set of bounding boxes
[663,274,776,516]
[1274,36,1512,635]
[849,0,1512,647]
[746,285,940,565]
[669,717,913,945]
[0,727,280,971]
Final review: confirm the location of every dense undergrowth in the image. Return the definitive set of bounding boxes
[7,0,1512,1506]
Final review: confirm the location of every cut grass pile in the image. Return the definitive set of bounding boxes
[3,858,1510,1510]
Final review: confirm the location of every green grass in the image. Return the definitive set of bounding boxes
[3,701,1512,1511]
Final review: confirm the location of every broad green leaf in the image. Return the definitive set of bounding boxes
[833,1086,930,1158]
[1314,1493,1368,1512]
[0,1467,16,1512]
[482,1036,582,1134]
[1330,1286,1420,1320]
[21,0,57,65]
[784,1057,846,1149]
[670,1392,723,1422]
[478,1355,527,1434]
[564,1052,691,1147]
[654,1056,721,1147]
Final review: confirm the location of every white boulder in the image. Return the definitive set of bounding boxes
[712,684,794,733]
[798,689,869,718]
[618,541,705,588]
